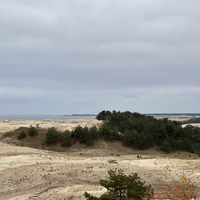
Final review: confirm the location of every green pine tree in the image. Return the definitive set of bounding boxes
[84,169,153,200]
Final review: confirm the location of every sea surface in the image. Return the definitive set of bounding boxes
[0,115,96,120]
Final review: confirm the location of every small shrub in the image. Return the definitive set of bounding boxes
[72,125,89,144]
[18,131,26,140]
[89,126,100,139]
[154,173,198,199]
[28,127,38,136]
[46,127,60,144]
[61,130,72,147]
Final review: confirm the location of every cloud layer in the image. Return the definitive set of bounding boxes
[0,0,200,114]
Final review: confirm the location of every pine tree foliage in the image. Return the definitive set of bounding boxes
[96,110,200,153]
[84,169,154,200]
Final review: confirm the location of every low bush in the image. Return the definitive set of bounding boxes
[28,127,38,136]
[71,126,97,145]
[46,127,60,144]
[61,130,72,147]
[18,131,26,140]
[154,173,198,199]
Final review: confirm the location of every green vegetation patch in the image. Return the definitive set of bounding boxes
[22,110,200,155]
[18,131,27,140]
[28,127,38,136]
[96,110,200,154]
[84,168,153,200]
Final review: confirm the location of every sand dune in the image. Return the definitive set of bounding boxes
[0,117,103,134]
[0,116,200,199]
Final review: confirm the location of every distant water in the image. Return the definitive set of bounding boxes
[0,115,96,120]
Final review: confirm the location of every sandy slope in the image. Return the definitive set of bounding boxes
[0,117,103,133]
[0,116,200,199]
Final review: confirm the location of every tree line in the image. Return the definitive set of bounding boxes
[45,123,122,147]
[45,110,200,153]
[96,110,200,154]
[19,110,200,154]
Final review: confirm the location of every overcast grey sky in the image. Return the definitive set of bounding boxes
[0,0,200,115]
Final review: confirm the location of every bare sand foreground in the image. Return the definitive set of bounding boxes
[0,116,200,199]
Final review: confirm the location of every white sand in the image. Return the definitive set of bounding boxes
[0,117,103,134]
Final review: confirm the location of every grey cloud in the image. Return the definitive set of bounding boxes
[0,0,200,114]
[1,64,199,87]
